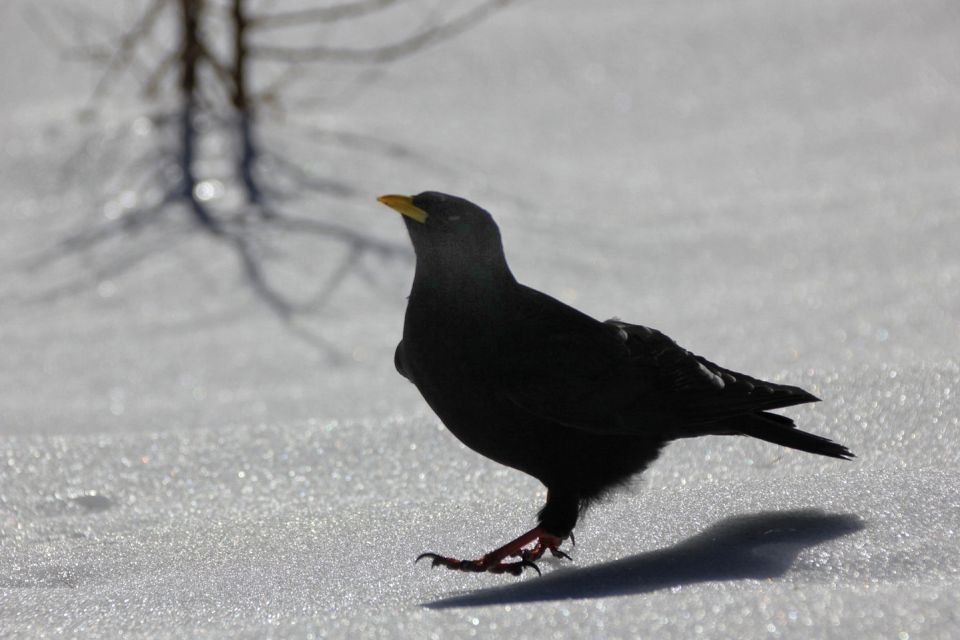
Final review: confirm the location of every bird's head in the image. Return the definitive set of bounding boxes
[377,191,511,280]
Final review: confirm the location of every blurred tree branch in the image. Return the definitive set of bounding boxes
[23,0,515,352]
[248,0,401,29]
[251,0,513,64]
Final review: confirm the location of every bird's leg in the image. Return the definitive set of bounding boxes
[512,531,572,563]
[416,526,572,576]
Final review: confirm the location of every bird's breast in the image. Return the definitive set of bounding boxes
[402,307,499,393]
[401,300,521,439]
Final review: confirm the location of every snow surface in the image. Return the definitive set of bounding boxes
[2,0,959,637]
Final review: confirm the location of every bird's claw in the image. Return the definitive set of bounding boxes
[549,547,573,561]
[415,531,572,577]
[415,552,540,576]
[510,532,573,563]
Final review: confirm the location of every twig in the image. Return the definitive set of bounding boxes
[251,0,513,64]
[261,149,356,198]
[268,213,411,259]
[293,241,364,314]
[89,0,169,101]
[248,0,401,29]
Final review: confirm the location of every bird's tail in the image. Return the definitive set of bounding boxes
[733,412,854,460]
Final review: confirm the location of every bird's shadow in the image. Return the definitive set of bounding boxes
[424,509,864,609]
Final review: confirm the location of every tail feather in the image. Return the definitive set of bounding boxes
[735,412,854,460]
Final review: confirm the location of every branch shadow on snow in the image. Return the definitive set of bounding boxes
[423,509,865,609]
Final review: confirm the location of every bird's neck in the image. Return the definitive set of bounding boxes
[410,253,517,309]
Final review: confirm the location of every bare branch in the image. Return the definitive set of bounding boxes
[23,194,175,272]
[21,231,182,306]
[229,233,294,317]
[143,50,181,97]
[249,0,401,30]
[253,63,305,107]
[251,0,514,64]
[295,243,364,313]
[261,149,356,198]
[261,212,411,259]
[89,0,169,101]
[194,43,234,93]
[62,43,115,64]
[22,4,73,52]
[20,0,497,351]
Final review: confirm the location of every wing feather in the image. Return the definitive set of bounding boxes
[492,288,818,434]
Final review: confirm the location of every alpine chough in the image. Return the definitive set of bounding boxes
[378,191,853,576]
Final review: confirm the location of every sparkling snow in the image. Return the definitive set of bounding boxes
[2,0,958,638]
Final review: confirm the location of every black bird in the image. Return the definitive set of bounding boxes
[378,191,853,576]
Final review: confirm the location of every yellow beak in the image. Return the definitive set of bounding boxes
[377,194,428,224]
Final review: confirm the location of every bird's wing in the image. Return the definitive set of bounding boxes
[494,289,649,431]
[606,320,819,426]
[496,289,817,434]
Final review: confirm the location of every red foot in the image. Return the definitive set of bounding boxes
[513,532,572,563]
[416,552,541,576]
[415,526,573,576]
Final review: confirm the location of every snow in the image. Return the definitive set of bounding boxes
[2,0,959,637]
